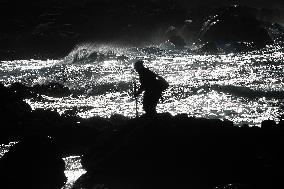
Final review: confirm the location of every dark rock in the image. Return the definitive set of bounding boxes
[74,113,284,189]
[261,120,277,129]
[165,26,178,38]
[0,49,16,60]
[32,82,71,97]
[165,26,186,48]
[83,116,113,131]
[31,108,61,126]
[0,0,187,60]
[8,82,36,99]
[180,19,200,43]
[222,119,234,127]
[78,115,230,188]
[277,120,284,128]
[0,136,67,189]
[110,114,130,126]
[4,82,71,99]
[211,85,284,99]
[168,35,186,48]
[0,83,102,152]
[0,83,32,125]
[199,5,273,51]
[241,124,250,128]
[198,41,219,54]
[267,23,284,44]
[88,51,99,60]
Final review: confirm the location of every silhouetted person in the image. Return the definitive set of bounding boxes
[134,60,169,116]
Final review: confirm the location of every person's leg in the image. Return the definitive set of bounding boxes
[143,92,155,115]
[143,91,161,116]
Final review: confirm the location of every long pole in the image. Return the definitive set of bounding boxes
[133,80,139,118]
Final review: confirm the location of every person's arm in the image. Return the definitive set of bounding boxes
[154,71,165,81]
[156,75,169,85]
[156,75,164,80]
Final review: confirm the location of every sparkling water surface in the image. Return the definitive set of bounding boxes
[1,44,284,126]
[1,44,284,188]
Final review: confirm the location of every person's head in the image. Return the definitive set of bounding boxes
[134,60,144,72]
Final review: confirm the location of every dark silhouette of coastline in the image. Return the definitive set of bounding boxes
[0,1,283,188]
[0,2,283,60]
[1,82,284,188]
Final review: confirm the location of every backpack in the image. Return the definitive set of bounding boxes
[156,76,169,92]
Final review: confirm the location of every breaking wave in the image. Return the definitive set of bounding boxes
[1,42,284,125]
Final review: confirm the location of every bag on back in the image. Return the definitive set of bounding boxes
[156,76,169,92]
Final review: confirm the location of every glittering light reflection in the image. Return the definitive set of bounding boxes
[62,156,86,189]
[0,45,283,189]
[159,91,280,126]
[1,45,284,126]
[0,142,18,158]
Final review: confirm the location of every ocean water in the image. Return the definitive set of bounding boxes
[1,43,284,188]
[1,43,284,126]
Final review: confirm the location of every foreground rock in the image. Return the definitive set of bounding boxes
[0,136,67,189]
[1,83,284,189]
[0,83,32,126]
[0,82,102,153]
[73,114,284,189]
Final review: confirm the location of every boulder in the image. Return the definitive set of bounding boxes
[199,5,273,50]
[267,23,284,44]
[32,82,71,97]
[8,82,36,99]
[165,26,186,48]
[0,136,67,189]
[0,83,32,124]
[261,120,277,129]
[168,35,186,48]
[198,41,219,54]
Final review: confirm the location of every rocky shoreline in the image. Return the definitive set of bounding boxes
[1,1,283,60]
[1,82,284,188]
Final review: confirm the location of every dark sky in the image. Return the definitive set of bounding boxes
[1,0,283,8]
[178,0,284,17]
[177,0,284,8]
[1,0,283,24]
[1,0,283,11]
[184,0,283,24]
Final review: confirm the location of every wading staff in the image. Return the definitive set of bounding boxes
[133,80,139,118]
